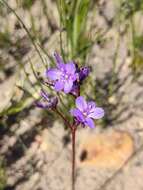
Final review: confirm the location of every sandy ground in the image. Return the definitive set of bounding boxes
[0,0,143,190]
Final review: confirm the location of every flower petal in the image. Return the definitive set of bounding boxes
[53,52,64,66]
[46,68,61,80]
[88,101,96,108]
[54,81,64,91]
[85,118,95,128]
[76,96,87,111]
[64,80,73,93]
[53,52,66,71]
[70,108,84,122]
[88,107,104,119]
[88,101,96,112]
[65,62,76,74]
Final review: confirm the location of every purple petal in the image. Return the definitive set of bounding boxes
[54,52,63,65]
[88,101,96,112]
[53,52,65,70]
[57,62,65,72]
[85,118,95,128]
[46,68,61,80]
[54,81,64,91]
[88,107,104,119]
[64,80,73,93]
[70,108,84,122]
[65,62,76,74]
[71,74,77,82]
[76,96,87,111]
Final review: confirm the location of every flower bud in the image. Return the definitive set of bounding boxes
[78,67,90,82]
[36,90,58,109]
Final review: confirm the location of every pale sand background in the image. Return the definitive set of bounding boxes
[0,0,143,189]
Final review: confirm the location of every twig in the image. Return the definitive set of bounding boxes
[53,108,72,130]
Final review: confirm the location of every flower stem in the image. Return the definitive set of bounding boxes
[71,127,76,190]
[53,108,72,130]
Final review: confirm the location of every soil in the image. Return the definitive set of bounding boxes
[0,0,143,190]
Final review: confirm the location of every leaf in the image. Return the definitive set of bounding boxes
[72,0,90,53]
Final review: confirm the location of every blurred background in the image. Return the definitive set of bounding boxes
[0,0,143,190]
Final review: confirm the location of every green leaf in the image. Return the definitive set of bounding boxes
[72,0,90,54]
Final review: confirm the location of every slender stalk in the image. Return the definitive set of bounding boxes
[53,106,77,190]
[53,108,72,130]
[71,127,76,190]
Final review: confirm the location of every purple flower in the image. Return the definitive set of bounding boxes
[70,96,104,128]
[36,90,58,109]
[46,52,77,94]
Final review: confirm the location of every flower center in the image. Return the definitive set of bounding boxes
[83,111,88,117]
[65,74,69,79]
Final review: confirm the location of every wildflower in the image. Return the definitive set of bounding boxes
[46,52,77,93]
[36,90,58,109]
[70,96,104,128]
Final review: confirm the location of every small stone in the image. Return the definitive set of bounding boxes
[79,130,134,169]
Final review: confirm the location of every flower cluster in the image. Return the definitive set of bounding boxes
[36,52,104,128]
